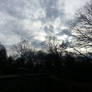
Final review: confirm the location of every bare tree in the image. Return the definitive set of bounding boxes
[13,40,35,63]
[72,1,92,56]
[41,36,68,57]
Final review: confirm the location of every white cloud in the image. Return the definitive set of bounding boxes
[0,0,90,48]
[65,0,90,19]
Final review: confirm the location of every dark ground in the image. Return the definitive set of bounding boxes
[0,74,92,92]
[0,74,69,92]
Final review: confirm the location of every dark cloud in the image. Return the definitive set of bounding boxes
[31,40,42,48]
[57,29,72,36]
[40,0,65,21]
[44,25,54,35]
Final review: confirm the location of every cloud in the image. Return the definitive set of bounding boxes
[65,0,90,19]
[0,0,90,49]
[40,0,60,20]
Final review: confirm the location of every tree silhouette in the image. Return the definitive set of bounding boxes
[13,40,35,64]
[0,43,7,65]
[72,1,92,56]
[42,36,71,75]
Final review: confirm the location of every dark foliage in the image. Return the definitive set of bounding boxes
[0,41,91,80]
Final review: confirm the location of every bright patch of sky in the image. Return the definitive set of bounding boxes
[0,0,90,48]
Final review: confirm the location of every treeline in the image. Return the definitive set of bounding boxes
[0,40,92,81]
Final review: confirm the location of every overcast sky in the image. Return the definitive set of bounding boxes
[0,0,90,48]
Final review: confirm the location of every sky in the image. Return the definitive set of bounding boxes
[0,0,90,49]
